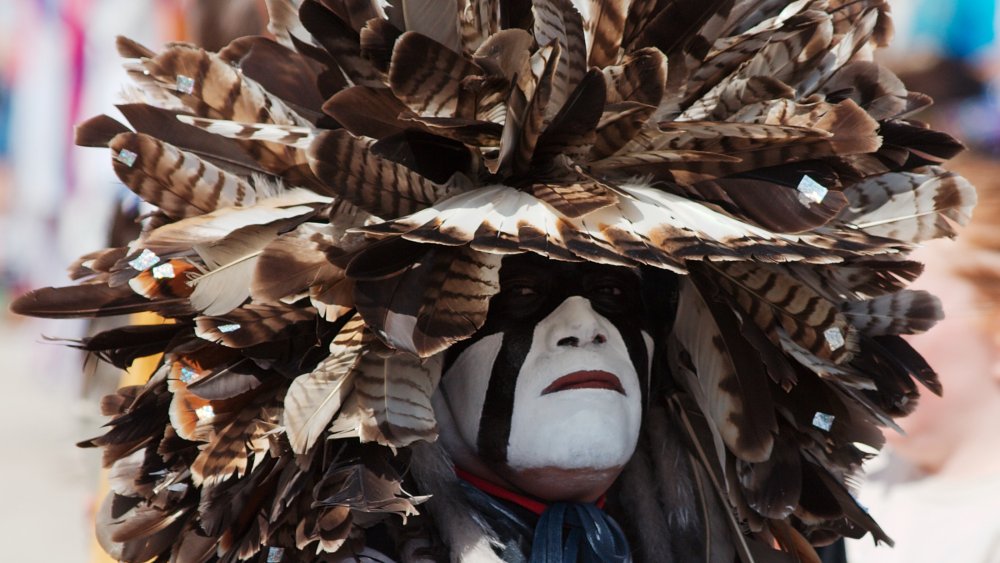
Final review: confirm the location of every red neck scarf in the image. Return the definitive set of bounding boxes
[454,467,607,516]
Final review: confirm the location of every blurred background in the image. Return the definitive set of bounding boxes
[0,1,998,562]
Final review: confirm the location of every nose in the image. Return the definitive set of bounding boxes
[542,296,610,350]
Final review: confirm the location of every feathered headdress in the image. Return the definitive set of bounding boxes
[13,1,975,561]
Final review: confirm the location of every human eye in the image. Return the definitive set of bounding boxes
[509,283,539,298]
[498,275,547,316]
[585,271,638,314]
[594,283,623,297]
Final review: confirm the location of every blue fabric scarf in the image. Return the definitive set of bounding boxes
[529,502,631,563]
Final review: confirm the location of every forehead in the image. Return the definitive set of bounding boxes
[485,253,649,334]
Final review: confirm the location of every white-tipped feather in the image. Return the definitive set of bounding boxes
[283,315,368,455]
[841,167,977,243]
[354,352,442,447]
[176,115,317,149]
[842,290,943,336]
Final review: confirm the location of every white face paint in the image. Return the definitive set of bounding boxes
[439,299,647,471]
[439,332,504,451]
[506,296,644,471]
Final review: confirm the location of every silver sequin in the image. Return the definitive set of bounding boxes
[797,175,828,205]
[176,74,196,94]
[179,366,199,384]
[116,148,138,168]
[812,411,835,431]
[824,327,846,351]
[152,262,175,279]
[128,248,159,272]
[266,548,285,563]
[217,323,241,333]
[195,405,215,420]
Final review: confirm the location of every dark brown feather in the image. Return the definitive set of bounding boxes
[388,31,482,119]
[116,103,264,177]
[736,431,802,519]
[322,85,411,139]
[534,69,607,164]
[299,0,383,87]
[359,17,404,73]
[218,36,327,120]
[11,284,191,319]
[308,129,449,218]
[76,114,131,147]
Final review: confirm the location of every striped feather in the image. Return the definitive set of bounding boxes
[354,352,442,446]
[530,177,619,218]
[299,0,384,87]
[680,12,833,120]
[582,0,627,67]
[110,133,259,220]
[360,183,897,271]
[352,245,501,357]
[842,290,943,336]
[308,130,452,219]
[840,167,977,243]
[191,395,275,488]
[137,43,323,188]
[140,43,310,126]
[672,277,777,463]
[175,116,315,150]
[388,31,483,118]
[601,47,667,106]
[283,315,369,455]
[705,261,859,364]
[532,0,588,119]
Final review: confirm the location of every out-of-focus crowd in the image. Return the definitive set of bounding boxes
[0,3,267,561]
[0,1,998,562]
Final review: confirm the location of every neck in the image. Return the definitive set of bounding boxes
[456,466,607,515]
[499,464,620,503]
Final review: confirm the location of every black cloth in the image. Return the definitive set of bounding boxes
[816,539,848,563]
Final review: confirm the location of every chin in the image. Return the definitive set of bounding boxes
[506,391,641,471]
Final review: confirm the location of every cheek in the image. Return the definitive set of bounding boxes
[439,333,504,449]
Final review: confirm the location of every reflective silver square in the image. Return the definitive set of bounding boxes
[797,175,828,205]
[812,411,835,432]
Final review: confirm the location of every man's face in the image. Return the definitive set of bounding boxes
[440,254,651,475]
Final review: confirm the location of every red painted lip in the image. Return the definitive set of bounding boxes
[542,370,625,395]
